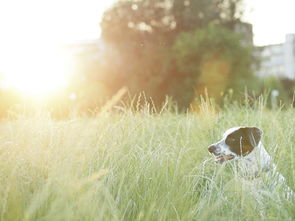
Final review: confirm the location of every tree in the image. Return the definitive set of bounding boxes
[172,24,254,102]
[100,0,250,108]
[101,0,246,46]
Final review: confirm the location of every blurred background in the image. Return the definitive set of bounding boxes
[0,0,295,117]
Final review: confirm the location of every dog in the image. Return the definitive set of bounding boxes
[208,126,294,200]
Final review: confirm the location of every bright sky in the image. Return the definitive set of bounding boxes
[245,0,295,46]
[0,0,293,52]
[0,0,115,96]
[0,0,294,96]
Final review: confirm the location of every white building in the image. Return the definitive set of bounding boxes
[256,34,295,79]
[284,34,295,79]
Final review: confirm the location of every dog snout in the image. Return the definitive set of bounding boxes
[208,145,218,154]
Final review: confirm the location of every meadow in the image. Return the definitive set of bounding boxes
[0,98,294,221]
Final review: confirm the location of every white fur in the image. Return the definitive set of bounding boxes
[210,126,294,200]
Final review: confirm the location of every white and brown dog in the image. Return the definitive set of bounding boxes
[208,126,294,200]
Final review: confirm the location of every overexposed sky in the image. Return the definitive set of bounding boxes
[0,0,114,79]
[0,0,115,91]
[0,0,113,47]
[0,0,294,94]
[245,0,295,46]
[0,0,294,49]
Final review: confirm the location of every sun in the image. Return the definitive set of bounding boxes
[0,0,116,99]
[2,46,70,97]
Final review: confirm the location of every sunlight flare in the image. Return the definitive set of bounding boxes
[2,47,71,97]
[0,0,116,98]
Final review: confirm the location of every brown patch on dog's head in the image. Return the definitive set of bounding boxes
[225,127,262,156]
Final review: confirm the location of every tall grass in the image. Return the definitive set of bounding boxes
[0,97,294,221]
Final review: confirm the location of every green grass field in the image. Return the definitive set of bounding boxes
[0,100,294,221]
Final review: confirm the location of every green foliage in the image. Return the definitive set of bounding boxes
[172,24,255,100]
[0,99,294,221]
[101,0,233,45]
[99,0,250,108]
[253,77,295,108]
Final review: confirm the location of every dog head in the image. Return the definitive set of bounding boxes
[208,127,262,163]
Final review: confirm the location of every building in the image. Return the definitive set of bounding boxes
[256,34,295,79]
[284,34,295,79]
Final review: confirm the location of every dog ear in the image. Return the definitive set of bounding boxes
[244,127,262,147]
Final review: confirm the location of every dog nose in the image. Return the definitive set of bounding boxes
[208,145,217,153]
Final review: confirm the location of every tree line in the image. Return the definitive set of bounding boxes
[97,0,256,108]
[1,0,295,117]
